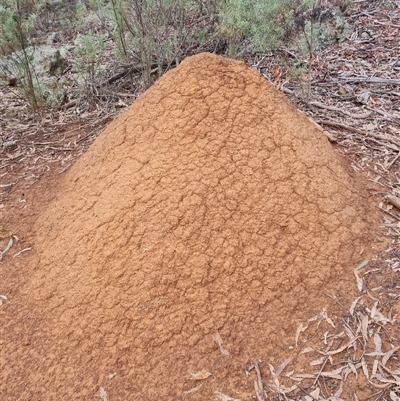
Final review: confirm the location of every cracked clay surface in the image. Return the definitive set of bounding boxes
[2,53,376,400]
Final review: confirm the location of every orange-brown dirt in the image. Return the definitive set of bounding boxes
[1,53,381,400]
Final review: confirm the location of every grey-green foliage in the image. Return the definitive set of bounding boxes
[0,0,36,55]
[112,0,196,84]
[219,0,315,56]
[99,0,203,86]
[0,0,47,109]
[73,30,107,86]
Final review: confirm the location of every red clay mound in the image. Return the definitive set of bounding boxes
[3,53,375,399]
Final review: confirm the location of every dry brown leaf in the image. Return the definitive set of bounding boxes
[325,338,357,355]
[295,323,308,347]
[382,346,400,366]
[361,315,369,342]
[365,352,386,357]
[375,375,400,384]
[321,309,336,328]
[323,330,329,345]
[343,363,358,380]
[276,384,297,395]
[370,302,393,324]
[308,388,320,400]
[310,357,326,366]
[366,289,380,301]
[0,235,15,260]
[344,326,358,351]
[381,364,400,378]
[190,370,212,380]
[284,370,294,377]
[212,333,230,356]
[354,269,364,292]
[368,380,392,389]
[374,333,382,354]
[361,358,369,380]
[390,391,400,401]
[268,363,280,389]
[275,358,292,377]
[184,383,203,394]
[371,359,379,379]
[349,296,362,316]
[289,373,316,380]
[387,195,400,210]
[301,347,315,354]
[254,379,265,401]
[320,367,344,380]
[355,260,369,271]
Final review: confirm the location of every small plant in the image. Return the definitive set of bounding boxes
[114,0,197,86]
[0,0,47,110]
[219,0,340,60]
[85,0,207,87]
[73,30,107,99]
[218,0,295,57]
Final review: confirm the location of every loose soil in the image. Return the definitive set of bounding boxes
[1,53,385,400]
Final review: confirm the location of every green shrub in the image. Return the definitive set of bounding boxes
[106,0,199,85]
[0,0,47,110]
[218,0,315,57]
[73,31,107,92]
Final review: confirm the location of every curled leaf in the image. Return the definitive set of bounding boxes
[295,323,308,347]
[355,260,369,271]
[190,370,212,380]
[212,333,230,356]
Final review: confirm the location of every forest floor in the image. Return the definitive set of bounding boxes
[1,0,400,400]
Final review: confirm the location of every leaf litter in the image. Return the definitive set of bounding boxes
[230,259,400,401]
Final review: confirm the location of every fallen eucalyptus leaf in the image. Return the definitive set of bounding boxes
[184,383,203,394]
[301,347,315,354]
[190,370,212,380]
[212,333,230,356]
[354,269,364,292]
[382,346,400,366]
[295,323,308,347]
[355,260,369,271]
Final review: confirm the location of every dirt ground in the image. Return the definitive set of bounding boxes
[1,53,399,401]
[1,2,400,398]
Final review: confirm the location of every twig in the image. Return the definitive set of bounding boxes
[248,362,266,401]
[14,248,31,257]
[377,206,400,221]
[373,20,400,29]
[388,151,400,169]
[317,119,400,148]
[337,77,400,85]
[310,101,372,119]
[365,106,400,122]
[296,385,319,400]
[312,357,329,387]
